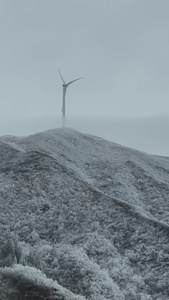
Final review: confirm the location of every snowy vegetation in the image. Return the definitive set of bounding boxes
[0,128,169,299]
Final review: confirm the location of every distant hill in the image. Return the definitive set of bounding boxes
[0,128,169,299]
[0,115,169,156]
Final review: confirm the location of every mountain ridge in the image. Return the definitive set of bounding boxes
[1,115,169,156]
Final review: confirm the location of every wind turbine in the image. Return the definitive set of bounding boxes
[58,69,82,127]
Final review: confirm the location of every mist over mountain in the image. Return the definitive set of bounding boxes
[0,128,169,299]
[1,115,169,156]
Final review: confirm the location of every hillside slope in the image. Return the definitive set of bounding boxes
[0,128,169,300]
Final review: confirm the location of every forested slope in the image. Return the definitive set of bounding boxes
[0,128,169,299]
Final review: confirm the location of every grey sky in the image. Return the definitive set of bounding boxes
[0,0,169,120]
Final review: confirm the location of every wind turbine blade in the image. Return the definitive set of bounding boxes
[58,68,66,84]
[67,77,83,86]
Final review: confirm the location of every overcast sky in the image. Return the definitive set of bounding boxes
[0,0,169,120]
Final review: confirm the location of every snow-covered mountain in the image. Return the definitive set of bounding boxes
[1,115,169,156]
[0,128,169,300]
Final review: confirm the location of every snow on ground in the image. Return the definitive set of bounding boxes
[0,264,86,300]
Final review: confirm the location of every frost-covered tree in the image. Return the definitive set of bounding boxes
[0,235,22,267]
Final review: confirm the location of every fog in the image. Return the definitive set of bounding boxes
[0,1,169,156]
[0,115,169,157]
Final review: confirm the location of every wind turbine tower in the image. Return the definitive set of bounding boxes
[58,69,82,127]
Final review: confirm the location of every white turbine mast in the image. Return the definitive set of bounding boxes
[58,69,82,127]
